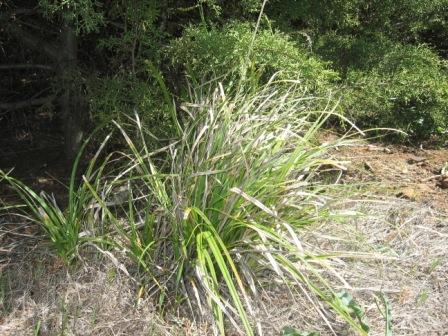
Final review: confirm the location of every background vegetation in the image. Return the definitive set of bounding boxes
[2,0,447,153]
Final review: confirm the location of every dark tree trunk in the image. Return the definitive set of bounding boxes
[60,19,84,165]
[5,15,86,165]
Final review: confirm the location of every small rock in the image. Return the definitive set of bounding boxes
[440,162,448,175]
[437,176,448,189]
[363,161,374,172]
[407,156,426,164]
[396,184,432,201]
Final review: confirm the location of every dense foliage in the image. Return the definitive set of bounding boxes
[2,0,448,144]
[169,23,338,90]
[338,43,448,138]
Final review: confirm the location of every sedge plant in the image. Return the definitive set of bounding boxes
[90,76,369,335]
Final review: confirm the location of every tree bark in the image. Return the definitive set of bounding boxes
[3,14,85,165]
[60,19,84,164]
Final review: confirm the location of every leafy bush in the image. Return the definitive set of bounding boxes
[38,0,104,33]
[86,74,174,139]
[316,33,395,74]
[168,23,338,93]
[265,0,362,32]
[340,44,448,140]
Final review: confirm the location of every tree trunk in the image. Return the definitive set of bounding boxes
[60,19,84,165]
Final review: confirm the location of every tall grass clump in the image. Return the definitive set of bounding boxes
[92,78,368,335]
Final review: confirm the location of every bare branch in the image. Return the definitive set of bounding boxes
[6,23,61,61]
[0,64,54,71]
[0,96,55,111]
[0,8,37,22]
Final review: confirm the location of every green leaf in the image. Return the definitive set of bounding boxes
[282,326,320,336]
[336,291,370,333]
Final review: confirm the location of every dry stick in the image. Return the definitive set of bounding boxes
[0,95,56,110]
[246,0,268,63]
[0,64,54,71]
[421,174,444,182]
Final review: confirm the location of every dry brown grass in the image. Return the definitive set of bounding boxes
[0,251,212,336]
[1,196,446,336]
[298,198,448,335]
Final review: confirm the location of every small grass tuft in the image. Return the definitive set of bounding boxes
[0,133,111,263]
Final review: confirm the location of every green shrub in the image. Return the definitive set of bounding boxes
[168,23,338,93]
[86,75,173,139]
[316,33,395,74]
[265,0,362,32]
[340,44,448,140]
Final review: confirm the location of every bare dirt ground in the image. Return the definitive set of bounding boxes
[336,141,448,212]
[1,139,447,336]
